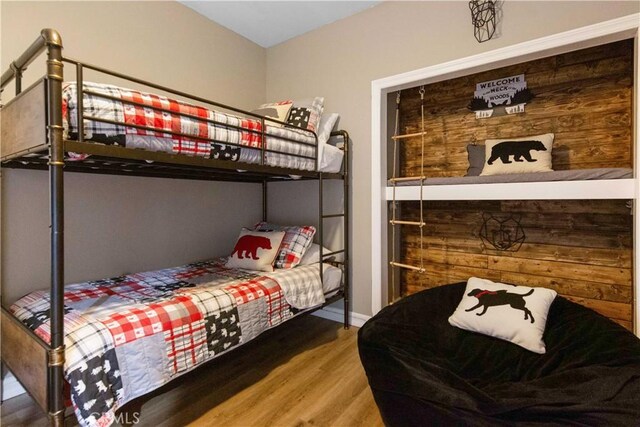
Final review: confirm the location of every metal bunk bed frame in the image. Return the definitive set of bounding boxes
[0,29,350,426]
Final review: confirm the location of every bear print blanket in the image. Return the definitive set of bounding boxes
[10,258,328,427]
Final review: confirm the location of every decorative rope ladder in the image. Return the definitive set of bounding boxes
[389,87,427,303]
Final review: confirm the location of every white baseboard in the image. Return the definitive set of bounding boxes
[312,306,371,328]
[2,372,26,401]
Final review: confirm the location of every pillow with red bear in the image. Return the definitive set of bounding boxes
[225,228,285,272]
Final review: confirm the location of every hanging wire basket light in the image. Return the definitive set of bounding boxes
[469,0,497,43]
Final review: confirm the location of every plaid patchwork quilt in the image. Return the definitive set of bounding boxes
[62,82,318,170]
[10,258,326,427]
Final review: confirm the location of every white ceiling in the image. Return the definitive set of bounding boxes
[180,1,381,48]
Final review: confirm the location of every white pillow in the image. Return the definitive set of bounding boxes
[298,243,332,266]
[225,228,285,272]
[448,277,557,354]
[480,133,554,176]
[317,113,340,145]
[315,113,340,169]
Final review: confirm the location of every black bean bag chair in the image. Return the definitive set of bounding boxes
[358,282,640,426]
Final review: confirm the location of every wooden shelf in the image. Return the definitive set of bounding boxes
[385,179,636,201]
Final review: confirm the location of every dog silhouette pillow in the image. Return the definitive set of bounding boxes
[480,133,554,176]
[226,228,285,272]
[449,277,557,353]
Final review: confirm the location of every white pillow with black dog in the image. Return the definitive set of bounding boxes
[480,133,554,176]
[448,277,557,354]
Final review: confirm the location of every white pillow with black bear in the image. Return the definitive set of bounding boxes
[480,133,554,176]
[448,277,557,354]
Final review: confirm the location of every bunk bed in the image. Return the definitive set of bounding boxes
[0,29,350,427]
[385,83,634,202]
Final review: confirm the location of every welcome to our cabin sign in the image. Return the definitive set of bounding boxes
[468,74,534,119]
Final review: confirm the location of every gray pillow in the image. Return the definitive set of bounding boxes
[466,144,485,176]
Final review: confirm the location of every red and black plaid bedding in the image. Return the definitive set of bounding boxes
[10,258,327,427]
[62,82,318,170]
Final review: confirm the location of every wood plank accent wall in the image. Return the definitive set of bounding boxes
[397,39,633,177]
[400,200,633,330]
[396,40,634,330]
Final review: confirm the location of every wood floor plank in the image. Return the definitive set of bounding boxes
[1,316,383,427]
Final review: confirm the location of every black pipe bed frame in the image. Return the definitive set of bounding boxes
[0,29,350,426]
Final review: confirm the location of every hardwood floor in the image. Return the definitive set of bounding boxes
[1,316,384,427]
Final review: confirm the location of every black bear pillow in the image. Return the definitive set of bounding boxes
[448,277,557,353]
[480,133,554,176]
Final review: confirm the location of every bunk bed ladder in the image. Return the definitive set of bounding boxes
[319,131,350,328]
[389,88,427,304]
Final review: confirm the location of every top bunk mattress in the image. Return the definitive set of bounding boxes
[62,82,343,173]
[389,168,633,186]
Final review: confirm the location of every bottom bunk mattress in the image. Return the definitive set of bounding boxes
[9,258,342,427]
[358,283,640,426]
